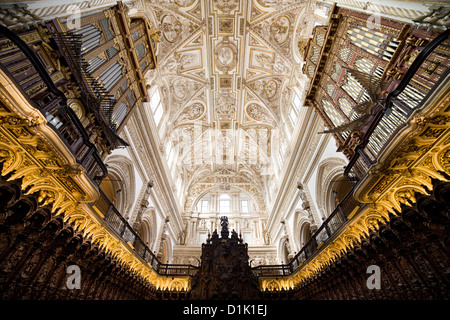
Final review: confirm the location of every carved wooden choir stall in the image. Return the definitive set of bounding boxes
[188,216,261,300]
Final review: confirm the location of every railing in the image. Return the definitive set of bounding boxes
[0,25,107,185]
[253,30,450,278]
[252,187,362,277]
[252,264,292,277]
[345,29,450,181]
[0,26,197,278]
[158,264,199,277]
[93,188,198,276]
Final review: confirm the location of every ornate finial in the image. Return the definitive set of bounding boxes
[220,216,229,238]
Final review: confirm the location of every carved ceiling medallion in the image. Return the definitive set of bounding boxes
[215,91,236,120]
[161,14,182,43]
[184,103,205,121]
[218,47,234,65]
[246,103,264,121]
[270,16,290,45]
[172,79,188,100]
[215,38,238,72]
[214,0,239,14]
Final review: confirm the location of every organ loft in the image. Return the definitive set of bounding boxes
[0,0,449,302]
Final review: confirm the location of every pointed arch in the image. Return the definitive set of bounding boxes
[101,154,136,214]
[140,208,157,248]
[315,157,350,217]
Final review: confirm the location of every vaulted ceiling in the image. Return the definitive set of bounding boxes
[142,0,314,214]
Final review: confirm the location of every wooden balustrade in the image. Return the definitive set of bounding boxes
[345,29,450,181]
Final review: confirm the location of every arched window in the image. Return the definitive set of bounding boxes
[147,88,163,125]
[198,199,209,213]
[300,222,312,248]
[218,194,231,213]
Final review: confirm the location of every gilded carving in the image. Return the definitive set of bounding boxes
[419,126,446,139]
[0,88,191,294]
[439,148,450,171]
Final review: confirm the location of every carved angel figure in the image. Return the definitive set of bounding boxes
[319,67,387,134]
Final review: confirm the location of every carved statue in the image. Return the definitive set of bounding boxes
[220,216,229,238]
[220,216,228,227]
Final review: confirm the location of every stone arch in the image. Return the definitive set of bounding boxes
[101,154,136,215]
[278,236,292,264]
[140,208,157,248]
[190,185,262,213]
[315,157,350,218]
[293,212,314,250]
[299,220,313,249]
[160,237,172,264]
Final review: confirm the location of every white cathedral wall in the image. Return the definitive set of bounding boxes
[275,132,348,259]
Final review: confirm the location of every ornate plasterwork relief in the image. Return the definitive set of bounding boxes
[139,0,315,239]
[215,37,238,72]
[161,14,183,43]
[214,0,240,14]
[215,91,236,120]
